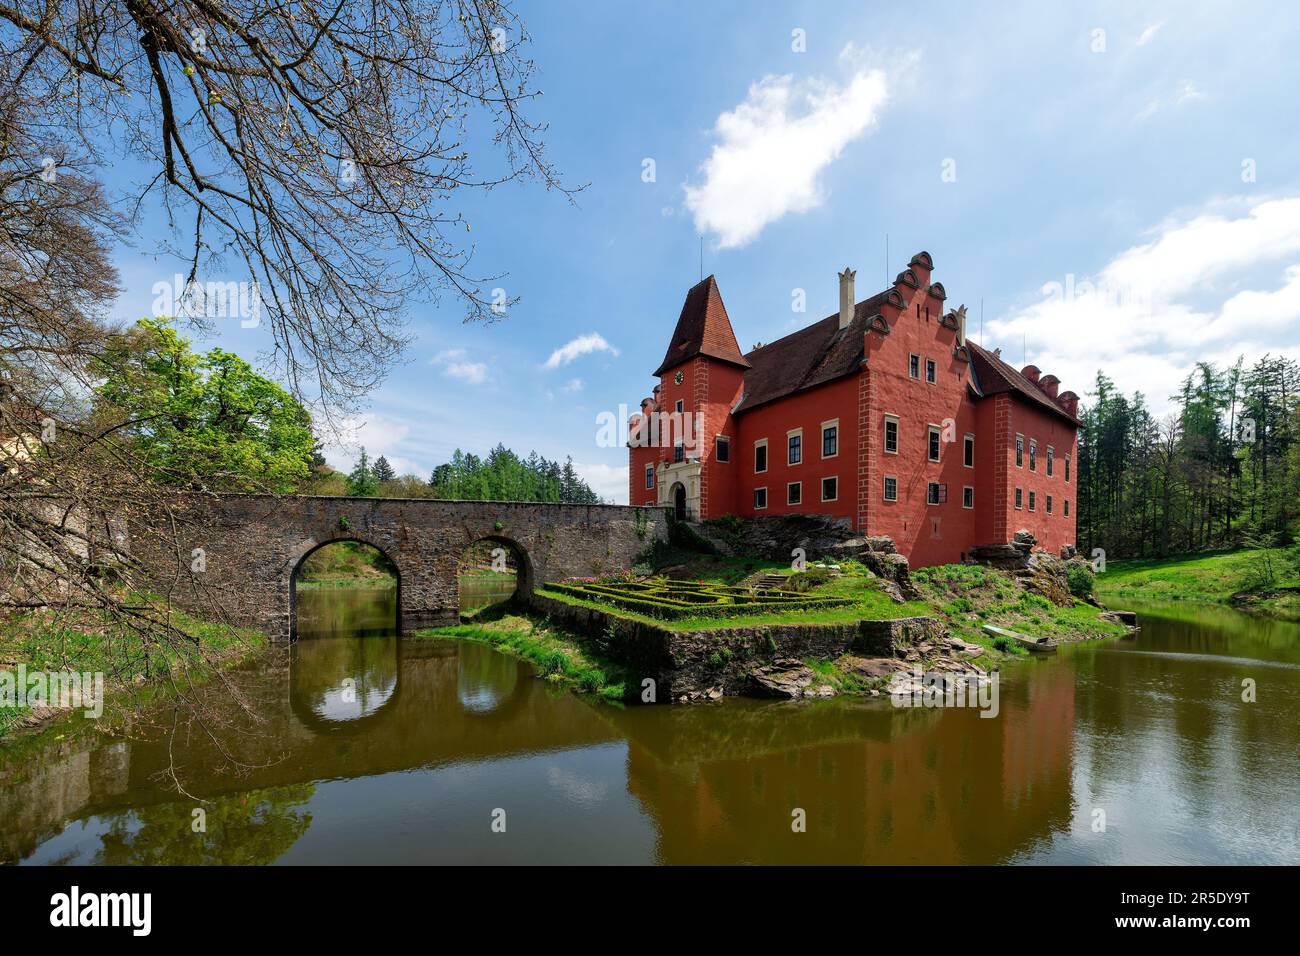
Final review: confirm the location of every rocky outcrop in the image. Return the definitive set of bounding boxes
[967,530,1091,607]
[749,660,837,700]
[695,515,919,601]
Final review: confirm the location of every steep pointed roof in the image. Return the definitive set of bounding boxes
[967,342,1079,425]
[652,275,752,378]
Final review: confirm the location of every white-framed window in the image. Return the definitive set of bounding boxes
[925,358,936,384]
[1029,439,1038,472]
[963,434,974,468]
[821,476,838,502]
[715,435,730,463]
[754,487,768,510]
[787,428,803,466]
[821,419,839,459]
[926,482,942,505]
[909,354,920,379]
[962,486,974,509]
[754,439,768,474]
[1015,433,1024,468]
[884,415,899,454]
[1015,487,1023,509]
[644,465,654,490]
[1046,445,1054,477]
[883,476,898,501]
[787,481,802,506]
[1028,491,1037,512]
[928,425,941,462]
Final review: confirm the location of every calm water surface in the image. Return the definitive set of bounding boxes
[3,589,1297,865]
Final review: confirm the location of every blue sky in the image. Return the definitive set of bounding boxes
[105,0,1300,501]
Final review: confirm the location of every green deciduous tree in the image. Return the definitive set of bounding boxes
[96,317,315,492]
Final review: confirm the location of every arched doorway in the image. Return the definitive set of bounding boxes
[672,482,687,521]
[457,538,528,617]
[290,539,399,641]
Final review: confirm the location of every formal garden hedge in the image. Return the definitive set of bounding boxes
[546,578,853,621]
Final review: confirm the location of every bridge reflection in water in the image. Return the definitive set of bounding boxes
[5,594,1297,864]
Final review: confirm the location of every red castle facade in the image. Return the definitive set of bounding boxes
[627,252,1080,568]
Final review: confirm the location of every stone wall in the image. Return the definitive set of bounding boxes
[529,591,944,701]
[131,494,669,641]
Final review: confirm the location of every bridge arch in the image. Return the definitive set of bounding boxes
[288,536,401,640]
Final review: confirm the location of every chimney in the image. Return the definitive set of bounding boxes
[1039,374,1060,399]
[838,267,856,329]
[1021,364,1041,384]
[1058,390,1080,419]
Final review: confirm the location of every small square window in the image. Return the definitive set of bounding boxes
[925,359,936,384]
[821,476,838,502]
[883,476,898,501]
[754,487,768,510]
[909,355,920,379]
[787,482,802,505]
[962,486,974,509]
[715,436,730,462]
[884,417,899,454]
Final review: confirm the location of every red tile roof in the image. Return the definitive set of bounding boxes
[968,343,1079,424]
[733,289,891,413]
[652,275,751,377]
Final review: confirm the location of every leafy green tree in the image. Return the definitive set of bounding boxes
[96,318,315,492]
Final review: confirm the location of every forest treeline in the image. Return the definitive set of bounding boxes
[310,444,604,504]
[1077,355,1299,558]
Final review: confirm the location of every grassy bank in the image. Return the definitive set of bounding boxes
[1095,547,1300,620]
[0,605,265,742]
[417,610,631,702]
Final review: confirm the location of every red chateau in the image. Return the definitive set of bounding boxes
[627,252,1080,568]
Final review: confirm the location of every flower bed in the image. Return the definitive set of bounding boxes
[547,578,853,621]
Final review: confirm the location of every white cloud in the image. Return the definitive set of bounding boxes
[321,414,413,473]
[573,461,628,504]
[1136,21,1164,46]
[986,196,1300,415]
[1132,79,1205,122]
[543,333,618,369]
[684,52,890,249]
[562,378,584,393]
[431,347,488,385]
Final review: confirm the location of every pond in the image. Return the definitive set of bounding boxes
[2,589,1296,864]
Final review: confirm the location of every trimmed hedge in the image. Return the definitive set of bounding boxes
[547,578,852,621]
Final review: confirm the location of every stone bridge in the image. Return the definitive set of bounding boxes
[134,494,669,640]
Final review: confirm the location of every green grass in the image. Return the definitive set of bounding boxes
[417,611,632,702]
[1097,548,1299,601]
[0,604,265,741]
[908,563,1128,659]
[538,573,930,632]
